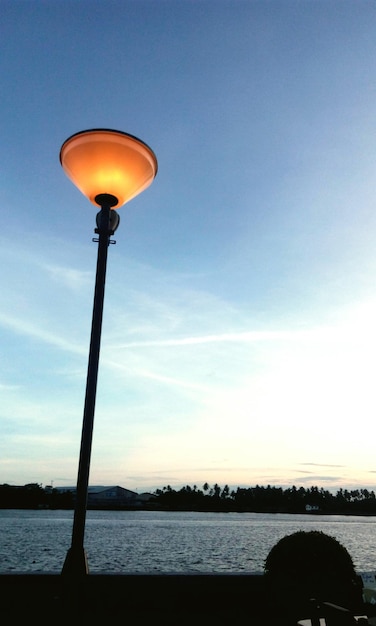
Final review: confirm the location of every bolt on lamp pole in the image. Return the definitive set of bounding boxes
[59,129,157,576]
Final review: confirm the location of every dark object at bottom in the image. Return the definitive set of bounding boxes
[0,572,370,626]
[264,531,364,624]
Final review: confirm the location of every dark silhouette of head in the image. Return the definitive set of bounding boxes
[264,530,362,621]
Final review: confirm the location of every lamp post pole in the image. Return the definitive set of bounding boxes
[62,194,118,576]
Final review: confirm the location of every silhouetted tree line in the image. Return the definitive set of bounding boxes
[155,483,376,514]
[2,482,376,514]
[0,483,73,509]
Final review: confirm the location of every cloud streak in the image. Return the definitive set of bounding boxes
[0,312,86,356]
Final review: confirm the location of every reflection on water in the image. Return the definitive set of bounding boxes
[0,509,375,573]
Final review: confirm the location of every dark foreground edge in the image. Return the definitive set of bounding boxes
[0,572,372,626]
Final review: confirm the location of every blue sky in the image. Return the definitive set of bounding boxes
[1,0,376,493]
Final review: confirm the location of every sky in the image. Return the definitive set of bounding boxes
[1,0,376,494]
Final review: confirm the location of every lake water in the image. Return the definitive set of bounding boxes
[0,509,376,574]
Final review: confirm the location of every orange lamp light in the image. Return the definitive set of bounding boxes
[60,128,158,208]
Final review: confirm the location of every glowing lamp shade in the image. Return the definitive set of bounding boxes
[60,129,158,208]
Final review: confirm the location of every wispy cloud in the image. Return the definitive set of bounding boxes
[113,327,340,349]
[43,263,92,291]
[295,475,345,484]
[299,462,345,468]
[0,312,86,355]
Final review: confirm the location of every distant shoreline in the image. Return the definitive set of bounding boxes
[2,483,376,516]
[1,505,376,517]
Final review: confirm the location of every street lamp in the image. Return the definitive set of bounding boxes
[59,129,158,576]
